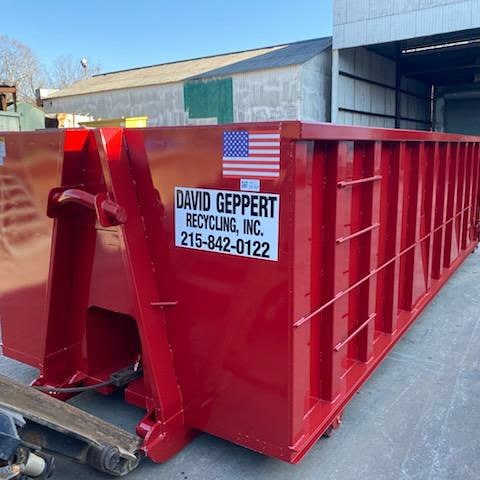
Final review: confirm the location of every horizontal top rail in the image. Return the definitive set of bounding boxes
[106,121,480,144]
[293,122,480,143]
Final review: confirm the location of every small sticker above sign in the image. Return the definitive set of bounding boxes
[175,187,280,261]
[0,137,5,166]
[240,179,260,192]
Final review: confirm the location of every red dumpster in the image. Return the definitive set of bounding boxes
[0,122,479,464]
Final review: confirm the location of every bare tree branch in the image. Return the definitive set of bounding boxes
[47,54,101,89]
[0,35,44,103]
[0,36,101,102]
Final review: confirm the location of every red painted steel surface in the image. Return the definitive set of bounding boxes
[0,122,479,464]
[0,131,71,367]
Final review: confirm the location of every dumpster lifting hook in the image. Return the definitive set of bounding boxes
[47,187,127,227]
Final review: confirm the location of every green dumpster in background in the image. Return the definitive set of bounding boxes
[0,112,20,131]
[6,103,45,131]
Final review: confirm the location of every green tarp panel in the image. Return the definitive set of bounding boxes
[184,78,233,124]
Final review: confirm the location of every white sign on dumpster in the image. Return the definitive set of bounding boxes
[174,187,280,261]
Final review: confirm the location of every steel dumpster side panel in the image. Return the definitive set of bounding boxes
[124,125,296,458]
[289,129,480,461]
[124,123,480,462]
[0,122,478,465]
[0,131,69,367]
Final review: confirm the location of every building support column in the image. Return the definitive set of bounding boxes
[331,48,340,124]
[395,47,401,129]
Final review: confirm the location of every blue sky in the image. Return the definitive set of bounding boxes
[6,0,332,73]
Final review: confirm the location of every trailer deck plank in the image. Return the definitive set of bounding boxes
[0,374,141,456]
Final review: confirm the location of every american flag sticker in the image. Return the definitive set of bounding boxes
[222,130,280,178]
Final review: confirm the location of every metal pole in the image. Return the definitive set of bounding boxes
[395,45,401,129]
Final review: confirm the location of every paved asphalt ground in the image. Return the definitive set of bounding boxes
[1,252,480,479]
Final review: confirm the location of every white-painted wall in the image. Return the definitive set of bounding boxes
[334,0,480,49]
[42,83,187,126]
[232,50,332,123]
[299,50,332,121]
[232,65,301,122]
